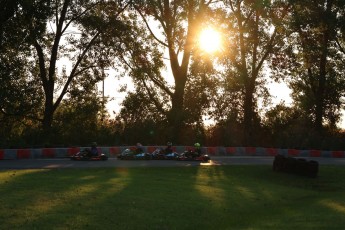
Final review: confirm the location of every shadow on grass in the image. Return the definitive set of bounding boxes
[0,165,345,229]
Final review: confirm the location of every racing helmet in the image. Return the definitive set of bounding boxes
[167,142,172,146]
[123,149,131,155]
[194,143,201,148]
[92,142,97,147]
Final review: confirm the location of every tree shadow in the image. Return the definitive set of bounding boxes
[0,165,345,229]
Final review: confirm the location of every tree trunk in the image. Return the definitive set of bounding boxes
[41,82,55,144]
[168,70,187,144]
[315,1,332,135]
[243,80,255,146]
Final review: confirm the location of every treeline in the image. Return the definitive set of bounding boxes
[1,0,345,150]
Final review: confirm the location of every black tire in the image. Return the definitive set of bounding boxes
[296,158,308,176]
[286,157,297,174]
[307,160,319,178]
[273,154,285,172]
[202,155,210,163]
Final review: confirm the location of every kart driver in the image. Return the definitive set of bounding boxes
[91,142,99,156]
[135,143,144,154]
[164,142,173,155]
[194,143,202,157]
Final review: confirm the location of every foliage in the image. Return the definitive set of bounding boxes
[217,0,290,145]
[272,0,345,133]
[0,0,49,147]
[117,0,224,144]
[2,0,345,148]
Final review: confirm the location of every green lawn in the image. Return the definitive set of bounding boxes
[0,165,344,229]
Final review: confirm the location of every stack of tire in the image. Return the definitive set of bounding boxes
[273,154,319,178]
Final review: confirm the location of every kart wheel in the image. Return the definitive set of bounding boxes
[202,155,210,163]
[203,158,210,163]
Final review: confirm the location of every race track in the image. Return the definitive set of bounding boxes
[1,156,345,170]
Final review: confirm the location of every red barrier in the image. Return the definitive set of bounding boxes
[42,148,55,158]
[185,146,194,151]
[17,149,31,159]
[332,151,344,158]
[207,147,217,156]
[226,147,236,155]
[245,147,256,155]
[310,149,321,157]
[67,147,80,156]
[109,147,121,156]
[288,149,300,157]
[265,148,278,156]
[0,149,4,160]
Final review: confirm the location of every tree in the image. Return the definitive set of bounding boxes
[274,0,345,143]
[28,0,132,141]
[219,0,290,145]
[126,0,220,144]
[53,79,106,146]
[0,0,50,147]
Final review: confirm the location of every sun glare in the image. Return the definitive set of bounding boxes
[198,27,222,53]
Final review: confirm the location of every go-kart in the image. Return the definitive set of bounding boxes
[70,149,108,161]
[151,148,180,160]
[176,150,210,163]
[117,149,152,160]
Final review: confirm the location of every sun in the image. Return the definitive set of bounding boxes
[198,27,222,53]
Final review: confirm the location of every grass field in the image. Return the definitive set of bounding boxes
[0,165,344,229]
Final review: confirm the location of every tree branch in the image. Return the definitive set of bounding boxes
[134,5,169,47]
[53,31,101,112]
[141,79,168,116]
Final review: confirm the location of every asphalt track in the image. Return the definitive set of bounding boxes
[1,156,345,170]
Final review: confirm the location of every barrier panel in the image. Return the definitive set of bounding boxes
[255,147,266,156]
[42,148,56,158]
[332,151,344,158]
[53,148,68,158]
[288,149,300,157]
[17,149,31,159]
[1,146,345,160]
[175,146,186,153]
[185,146,194,151]
[109,147,121,157]
[225,147,236,155]
[217,147,226,155]
[299,149,310,157]
[245,147,257,156]
[4,149,17,159]
[31,149,42,158]
[320,151,332,158]
[235,147,245,156]
[67,147,79,157]
[310,150,321,158]
[206,147,217,156]
[265,148,278,156]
